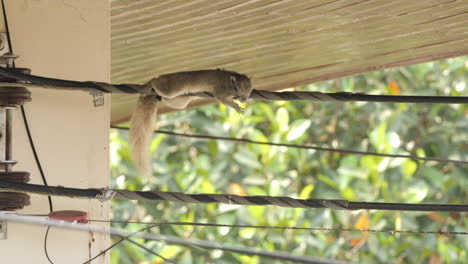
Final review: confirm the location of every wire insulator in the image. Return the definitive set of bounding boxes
[0,86,31,106]
[0,171,30,210]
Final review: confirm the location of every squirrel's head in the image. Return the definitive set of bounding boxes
[230,73,252,102]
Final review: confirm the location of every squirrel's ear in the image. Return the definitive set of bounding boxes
[230,75,237,86]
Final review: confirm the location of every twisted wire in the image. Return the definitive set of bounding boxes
[0,180,467,212]
[1,68,468,104]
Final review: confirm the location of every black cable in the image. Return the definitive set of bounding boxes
[0,180,101,197]
[20,106,54,212]
[24,104,55,264]
[111,126,468,165]
[1,180,467,212]
[87,219,468,236]
[83,224,161,264]
[1,66,468,104]
[44,226,54,264]
[0,67,111,92]
[14,214,468,236]
[85,236,176,264]
[125,238,176,264]
[254,90,468,104]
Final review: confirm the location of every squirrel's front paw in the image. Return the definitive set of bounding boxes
[234,105,245,114]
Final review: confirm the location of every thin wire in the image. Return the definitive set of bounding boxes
[20,106,54,212]
[1,2,55,264]
[88,219,468,236]
[16,215,468,237]
[83,235,124,263]
[44,226,54,264]
[84,224,176,264]
[111,127,468,165]
[125,238,176,264]
[22,102,55,264]
[2,213,345,264]
[83,225,155,264]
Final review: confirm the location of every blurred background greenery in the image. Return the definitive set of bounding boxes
[109,57,467,264]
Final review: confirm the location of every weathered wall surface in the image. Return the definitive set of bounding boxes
[0,1,110,263]
[110,0,468,123]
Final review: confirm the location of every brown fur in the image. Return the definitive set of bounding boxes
[129,69,252,179]
[129,95,158,180]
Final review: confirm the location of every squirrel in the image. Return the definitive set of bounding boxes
[129,69,252,179]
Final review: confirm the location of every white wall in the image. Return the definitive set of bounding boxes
[0,1,110,263]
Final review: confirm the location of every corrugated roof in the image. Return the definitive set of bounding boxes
[110,0,468,124]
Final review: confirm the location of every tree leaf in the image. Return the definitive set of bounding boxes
[286,119,311,141]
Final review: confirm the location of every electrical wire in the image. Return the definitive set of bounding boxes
[83,224,175,264]
[14,213,468,264]
[125,238,176,264]
[16,214,468,237]
[1,213,344,264]
[44,226,54,264]
[1,66,468,104]
[20,106,54,212]
[1,180,467,212]
[87,219,468,236]
[111,126,468,165]
[0,67,133,93]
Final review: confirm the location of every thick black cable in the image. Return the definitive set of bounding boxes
[1,181,467,212]
[250,90,468,104]
[111,126,468,165]
[0,180,100,198]
[1,66,468,104]
[0,67,109,92]
[0,67,137,93]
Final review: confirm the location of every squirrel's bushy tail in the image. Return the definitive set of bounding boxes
[129,96,158,180]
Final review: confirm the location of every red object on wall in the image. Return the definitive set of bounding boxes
[48,210,88,223]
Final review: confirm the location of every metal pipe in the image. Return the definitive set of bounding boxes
[5,108,11,171]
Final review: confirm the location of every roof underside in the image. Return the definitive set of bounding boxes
[110,0,468,125]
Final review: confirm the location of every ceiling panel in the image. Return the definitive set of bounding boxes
[110,0,468,124]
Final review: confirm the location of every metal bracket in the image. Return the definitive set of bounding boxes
[0,107,8,240]
[0,212,16,239]
[89,89,105,107]
[0,88,32,240]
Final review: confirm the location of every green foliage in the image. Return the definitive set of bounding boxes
[110,57,468,263]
